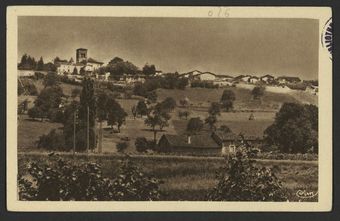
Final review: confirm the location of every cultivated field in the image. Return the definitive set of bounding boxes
[156,87,300,111]
[18,153,318,201]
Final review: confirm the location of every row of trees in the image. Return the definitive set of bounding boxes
[18,54,57,72]
[133,75,188,99]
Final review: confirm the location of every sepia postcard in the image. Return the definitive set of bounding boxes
[7,6,332,211]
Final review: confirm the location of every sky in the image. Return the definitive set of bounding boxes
[18,16,319,80]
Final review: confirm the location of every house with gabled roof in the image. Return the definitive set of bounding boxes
[157,133,221,155]
[260,74,275,84]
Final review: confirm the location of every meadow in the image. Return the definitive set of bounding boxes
[18,153,318,201]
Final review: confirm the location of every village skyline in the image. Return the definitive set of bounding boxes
[18,16,319,80]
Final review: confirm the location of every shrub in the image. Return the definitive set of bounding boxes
[135,137,155,152]
[37,129,65,151]
[208,149,287,201]
[116,142,128,153]
[28,106,44,121]
[18,155,162,201]
[48,108,64,123]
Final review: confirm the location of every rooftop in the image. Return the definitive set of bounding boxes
[161,134,220,149]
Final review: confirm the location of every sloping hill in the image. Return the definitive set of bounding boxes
[156,87,301,111]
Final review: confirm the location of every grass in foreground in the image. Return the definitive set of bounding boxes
[18,153,318,201]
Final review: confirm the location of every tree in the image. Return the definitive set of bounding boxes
[43,62,57,72]
[131,105,137,119]
[160,97,176,112]
[220,89,236,112]
[62,100,81,151]
[145,106,171,143]
[136,100,148,117]
[264,103,318,153]
[36,57,44,71]
[71,88,81,99]
[205,115,218,131]
[142,64,156,76]
[30,86,64,121]
[116,142,128,153]
[208,102,221,116]
[179,97,190,107]
[133,83,148,97]
[79,67,86,75]
[37,129,65,150]
[107,98,128,133]
[28,106,44,121]
[178,110,190,120]
[146,91,158,103]
[78,78,97,151]
[252,86,265,100]
[43,72,60,88]
[205,102,221,131]
[72,67,78,75]
[186,117,204,135]
[95,90,110,152]
[106,57,139,77]
[135,137,153,152]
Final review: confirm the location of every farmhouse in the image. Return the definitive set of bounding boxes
[260,74,275,84]
[158,129,264,156]
[154,70,164,77]
[158,134,221,155]
[56,48,104,75]
[276,76,301,84]
[180,70,216,81]
[212,131,263,152]
[248,76,259,84]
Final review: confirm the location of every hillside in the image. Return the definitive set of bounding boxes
[156,87,303,111]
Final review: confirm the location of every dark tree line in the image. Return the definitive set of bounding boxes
[264,102,318,153]
[18,54,56,72]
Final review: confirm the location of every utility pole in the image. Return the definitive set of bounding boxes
[73,111,76,157]
[86,105,89,153]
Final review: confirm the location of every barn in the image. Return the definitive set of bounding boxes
[158,134,221,155]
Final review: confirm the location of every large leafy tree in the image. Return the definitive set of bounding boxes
[205,102,221,131]
[186,117,204,135]
[264,103,318,153]
[251,86,265,100]
[160,97,176,112]
[36,57,45,71]
[145,104,171,143]
[142,64,156,76]
[107,97,128,133]
[106,57,139,78]
[220,89,236,111]
[43,72,60,88]
[29,86,64,121]
[78,78,97,151]
[136,100,148,117]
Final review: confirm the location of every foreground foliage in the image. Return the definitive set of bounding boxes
[18,154,162,201]
[208,149,287,201]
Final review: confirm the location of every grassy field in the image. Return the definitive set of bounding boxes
[18,153,318,201]
[18,115,63,149]
[156,87,300,111]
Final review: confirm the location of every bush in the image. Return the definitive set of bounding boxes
[208,149,287,201]
[28,106,44,121]
[116,142,128,153]
[191,80,218,89]
[37,129,65,151]
[135,137,155,152]
[18,155,162,201]
[48,108,64,123]
[34,72,45,80]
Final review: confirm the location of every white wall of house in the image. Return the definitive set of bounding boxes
[18,69,35,77]
[199,73,216,81]
[249,78,259,84]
